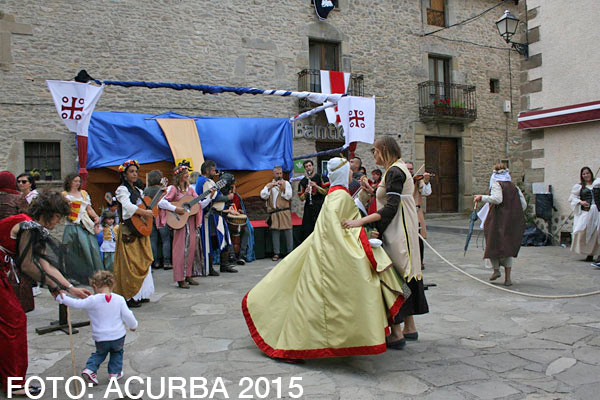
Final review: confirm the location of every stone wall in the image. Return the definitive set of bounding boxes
[1,0,522,215]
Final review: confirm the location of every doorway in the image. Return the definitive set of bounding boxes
[425,137,458,212]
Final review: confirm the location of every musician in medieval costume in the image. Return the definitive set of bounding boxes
[344,136,428,349]
[243,157,407,361]
[298,159,329,242]
[221,173,253,265]
[144,170,172,270]
[406,162,432,270]
[261,166,294,261]
[196,160,238,275]
[157,162,213,288]
[0,191,90,397]
[569,166,600,263]
[113,160,155,308]
[62,173,104,284]
[474,163,526,287]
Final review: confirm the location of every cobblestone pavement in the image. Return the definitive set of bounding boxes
[12,230,600,400]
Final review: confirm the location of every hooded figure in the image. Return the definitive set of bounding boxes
[242,157,407,360]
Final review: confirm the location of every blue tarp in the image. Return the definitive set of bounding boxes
[87,111,293,171]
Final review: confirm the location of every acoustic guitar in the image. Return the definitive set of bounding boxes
[127,177,168,237]
[166,178,229,230]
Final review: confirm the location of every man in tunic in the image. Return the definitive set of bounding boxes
[260,166,293,261]
[298,160,329,242]
[474,164,527,286]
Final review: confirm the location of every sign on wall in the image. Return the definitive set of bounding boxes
[293,121,344,142]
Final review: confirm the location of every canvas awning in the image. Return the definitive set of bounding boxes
[518,100,600,130]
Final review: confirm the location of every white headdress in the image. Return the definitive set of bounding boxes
[489,168,511,189]
[327,157,350,189]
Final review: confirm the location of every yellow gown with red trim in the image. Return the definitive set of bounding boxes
[242,186,407,359]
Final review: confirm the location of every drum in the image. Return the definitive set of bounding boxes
[226,213,248,255]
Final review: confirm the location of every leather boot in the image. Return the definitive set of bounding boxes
[220,265,238,273]
[220,249,238,273]
[185,277,200,286]
[208,265,220,276]
[177,280,190,289]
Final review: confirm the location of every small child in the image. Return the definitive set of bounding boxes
[56,271,137,385]
[99,210,119,271]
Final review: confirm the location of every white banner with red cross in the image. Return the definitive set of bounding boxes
[46,80,104,188]
[320,70,351,126]
[337,96,376,146]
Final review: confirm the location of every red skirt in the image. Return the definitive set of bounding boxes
[0,265,28,392]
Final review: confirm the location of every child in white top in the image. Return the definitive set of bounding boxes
[99,210,119,271]
[56,271,137,385]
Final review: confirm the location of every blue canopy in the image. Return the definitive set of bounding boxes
[87,111,293,171]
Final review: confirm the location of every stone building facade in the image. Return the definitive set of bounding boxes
[1,0,523,216]
[519,0,600,240]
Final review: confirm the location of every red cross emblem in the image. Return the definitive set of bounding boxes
[61,96,84,120]
[348,109,365,128]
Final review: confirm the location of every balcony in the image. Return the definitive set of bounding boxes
[418,81,477,123]
[297,69,364,110]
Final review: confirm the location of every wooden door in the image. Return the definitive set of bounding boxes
[425,137,458,212]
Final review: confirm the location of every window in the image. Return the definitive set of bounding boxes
[24,141,61,180]
[429,56,450,84]
[427,0,446,27]
[308,40,340,92]
[490,79,500,93]
[428,55,451,101]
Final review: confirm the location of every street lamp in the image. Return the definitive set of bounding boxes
[496,10,528,58]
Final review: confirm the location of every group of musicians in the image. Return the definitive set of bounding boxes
[110,159,249,307]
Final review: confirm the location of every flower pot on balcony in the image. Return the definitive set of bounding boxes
[453,108,466,117]
[434,106,450,115]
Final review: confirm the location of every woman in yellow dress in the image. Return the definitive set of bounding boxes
[242,157,407,360]
[112,160,155,308]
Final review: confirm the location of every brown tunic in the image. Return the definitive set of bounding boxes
[264,183,292,230]
[483,181,526,259]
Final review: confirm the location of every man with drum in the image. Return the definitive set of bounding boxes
[220,173,250,265]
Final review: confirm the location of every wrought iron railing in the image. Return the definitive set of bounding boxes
[297,69,364,109]
[418,81,477,121]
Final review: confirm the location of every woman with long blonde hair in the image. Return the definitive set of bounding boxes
[343,136,428,349]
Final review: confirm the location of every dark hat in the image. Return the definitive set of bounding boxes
[0,171,19,194]
[74,69,95,83]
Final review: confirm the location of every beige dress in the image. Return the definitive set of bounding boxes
[569,181,600,256]
[377,160,422,282]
